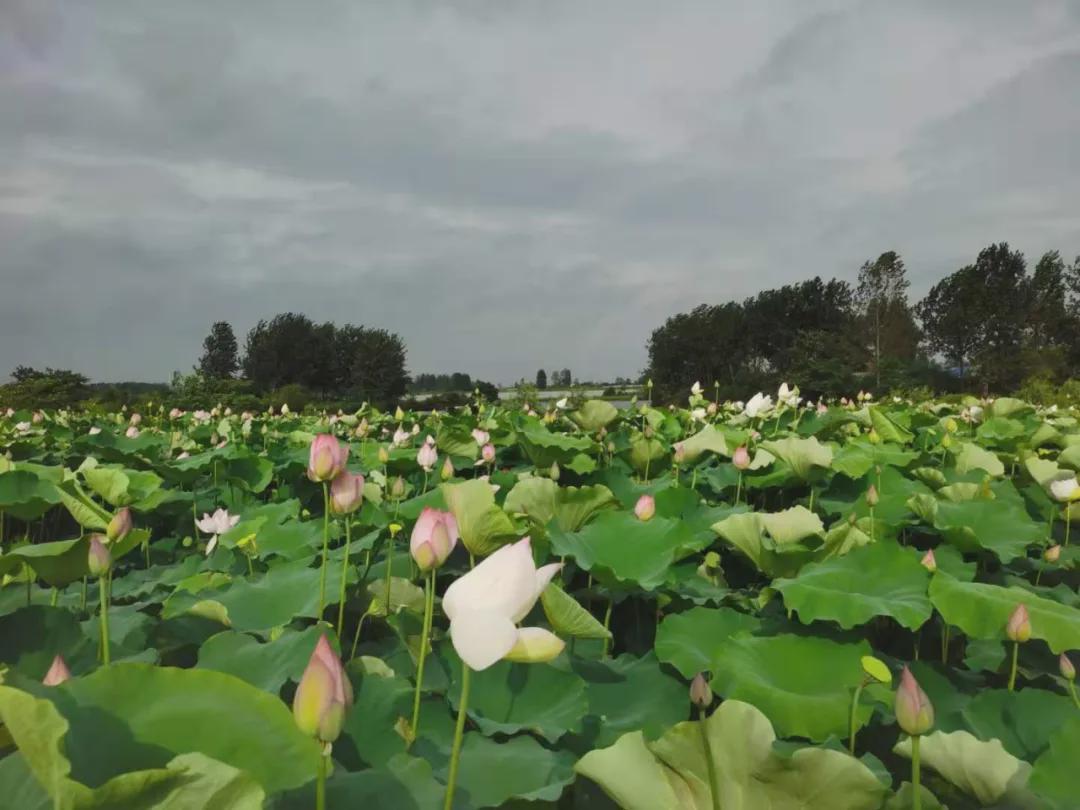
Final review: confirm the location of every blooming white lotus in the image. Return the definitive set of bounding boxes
[690,381,703,397]
[442,537,563,670]
[196,507,240,555]
[777,382,802,408]
[1050,477,1080,502]
[555,397,568,409]
[743,392,773,418]
[392,425,411,447]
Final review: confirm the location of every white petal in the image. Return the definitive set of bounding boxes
[442,540,535,621]
[514,562,562,622]
[205,535,218,556]
[449,609,518,671]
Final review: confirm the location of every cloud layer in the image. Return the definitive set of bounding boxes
[2,0,1079,383]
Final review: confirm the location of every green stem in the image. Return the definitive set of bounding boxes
[318,482,330,619]
[869,506,875,542]
[315,749,327,810]
[1008,641,1020,691]
[848,681,865,754]
[99,576,110,665]
[50,587,58,607]
[246,555,254,577]
[808,486,815,513]
[409,570,436,744]
[384,532,395,612]
[192,488,199,539]
[697,706,721,810]
[444,663,472,810]
[1066,508,1072,547]
[349,612,368,660]
[911,735,922,810]
[735,472,742,506]
[80,576,87,613]
[336,519,352,638]
[601,598,613,657]
[1069,681,1080,710]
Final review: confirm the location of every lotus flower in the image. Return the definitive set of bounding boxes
[197,507,240,555]
[441,456,455,481]
[308,434,348,482]
[920,549,937,572]
[106,507,133,543]
[743,392,773,418]
[894,666,934,736]
[777,382,801,408]
[129,413,142,426]
[479,442,496,465]
[1060,653,1076,681]
[634,494,656,521]
[690,381,703,397]
[1006,604,1031,642]
[690,672,712,708]
[1044,545,1061,563]
[42,654,71,686]
[410,508,459,571]
[293,635,353,743]
[691,407,706,422]
[472,429,490,446]
[442,537,563,670]
[88,535,111,577]
[329,471,365,515]
[417,437,438,472]
[392,425,410,447]
[88,426,102,435]
[1050,477,1080,502]
[732,446,751,471]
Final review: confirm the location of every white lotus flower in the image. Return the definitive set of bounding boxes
[471,429,490,446]
[777,383,802,408]
[1050,477,1080,502]
[442,537,563,670]
[88,426,102,435]
[743,392,774,418]
[392,425,410,447]
[690,381,703,397]
[555,398,568,409]
[196,507,240,555]
[691,407,707,422]
[15,421,31,433]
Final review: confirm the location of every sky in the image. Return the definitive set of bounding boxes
[2,0,1080,385]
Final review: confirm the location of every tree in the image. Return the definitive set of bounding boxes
[855,252,920,387]
[916,265,984,378]
[243,313,322,391]
[345,327,409,407]
[536,368,547,389]
[558,369,572,387]
[1,367,90,409]
[197,322,239,379]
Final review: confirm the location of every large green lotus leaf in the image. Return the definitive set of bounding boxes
[932,498,1042,562]
[977,416,1026,445]
[759,436,834,481]
[929,573,1080,653]
[1029,715,1080,810]
[0,606,98,678]
[441,479,518,557]
[503,477,615,532]
[868,406,914,444]
[711,507,823,577]
[0,753,50,810]
[1024,456,1062,488]
[831,440,918,479]
[570,400,619,432]
[223,454,273,493]
[550,510,705,589]
[1058,443,1080,470]
[270,753,443,810]
[937,688,1074,762]
[655,606,762,678]
[517,425,593,467]
[571,653,689,749]
[0,536,90,586]
[339,661,414,768]
[773,541,932,630]
[989,397,1032,418]
[711,634,870,741]
[678,424,729,463]
[0,470,61,521]
[54,479,113,531]
[576,700,885,810]
[894,731,1034,807]
[540,581,611,640]
[82,466,133,507]
[440,732,575,807]
[954,442,1004,476]
[196,626,325,693]
[628,435,668,474]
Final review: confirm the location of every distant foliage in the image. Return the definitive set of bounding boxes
[410,372,475,393]
[536,369,547,389]
[0,367,90,410]
[197,321,239,379]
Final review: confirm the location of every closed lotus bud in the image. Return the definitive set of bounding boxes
[481,443,496,464]
[941,434,953,449]
[644,425,654,439]
[673,442,686,464]
[293,635,353,743]
[417,439,438,472]
[732,446,751,471]
[329,471,365,515]
[308,434,348,482]
[1006,604,1031,643]
[868,429,881,445]
[390,476,406,500]
[410,508,460,571]
[634,494,656,521]
[706,402,717,416]
[866,484,879,507]
[129,413,142,426]
[394,406,405,422]
[689,672,712,709]
[895,666,934,736]
[88,535,111,577]
[32,411,44,424]
[945,417,958,433]
[1044,544,1061,563]
[550,462,560,481]
[1060,653,1076,681]
[920,549,937,572]
[378,445,390,465]
[106,507,133,542]
[42,654,71,686]
[441,456,455,481]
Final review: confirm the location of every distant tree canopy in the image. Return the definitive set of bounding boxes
[197,321,239,379]
[1,367,91,410]
[535,369,547,389]
[410,373,475,393]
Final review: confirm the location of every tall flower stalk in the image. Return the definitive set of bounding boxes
[308,434,349,619]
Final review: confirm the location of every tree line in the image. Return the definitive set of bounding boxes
[646,243,1080,401]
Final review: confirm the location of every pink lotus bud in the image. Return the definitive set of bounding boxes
[32,411,44,424]
[472,428,490,446]
[1044,545,1061,563]
[129,413,142,426]
[329,471,365,515]
[417,439,438,472]
[390,476,406,500]
[481,443,496,464]
[866,484,879,507]
[690,672,712,708]
[169,408,183,419]
[307,434,348,482]
[125,426,139,438]
[706,402,718,416]
[1006,604,1031,643]
[88,535,111,577]
[292,635,353,743]
[410,507,460,571]
[441,456,455,481]
[634,494,656,521]
[1060,653,1075,681]
[920,549,937,572]
[106,507,133,543]
[817,401,828,415]
[732,446,751,471]
[894,666,934,736]
[42,654,71,686]
[673,442,686,464]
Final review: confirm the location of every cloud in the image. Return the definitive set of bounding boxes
[1,0,1078,383]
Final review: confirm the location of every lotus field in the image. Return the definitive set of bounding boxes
[2,387,1079,810]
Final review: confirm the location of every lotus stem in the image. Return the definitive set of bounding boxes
[409,569,436,745]
[383,531,395,612]
[336,518,352,638]
[349,612,368,660]
[697,706,721,810]
[99,575,110,665]
[444,663,472,810]
[1008,641,1019,691]
[602,598,613,657]
[318,481,330,619]
[1066,508,1072,547]
[911,735,922,810]
[848,680,865,754]
[1069,680,1080,710]
[81,576,87,613]
[315,747,327,810]
[735,472,742,506]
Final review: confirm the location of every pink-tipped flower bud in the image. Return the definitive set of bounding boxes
[390,476,406,500]
[440,456,455,482]
[866,484,879,507]
[689,672,712,709]
[292,635,353,743]
[106,507,133,543]
[417,438,438,472]
[634,494,656,522]
[88,535,111,578]
[1060,653,1075,681]
[329,471,365,515]
[42,654,71,686]
[410,508,460,572]
[32,411,44,424]
[129,413,142,426]
[673,442,686,464]
[732,446,751,471]
[1006,604,1031,643]
[307,434,348,483]
[481,443,496,464]
[920,549,937,572]
[895,666,934,736]
[125,426,139,438]
[1044,545,1061,563]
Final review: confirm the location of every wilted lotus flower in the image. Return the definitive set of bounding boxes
[417,437,438,472]
[472,428,490,446]
[1050,477,1080,502]
[443,537,563,670]
[920,549,937,572]
[125,426,139,438]
[307,434,348,482]
[743,392,773,418]
[689,672,712,708]
[88,535,111,577]
[293,635,353,743]
[441,456,455,481]
[42,654,71,686]
[894,666,934,736]
[1060,653,1076,681]
[634,494,656,521]
[329,471,365,515]
[106,507,133,543]
[732,446,751,471]
[197,507,240,555]
[1045,545,1061,563]
[410,507,459,571]
[1006,604,1031,642]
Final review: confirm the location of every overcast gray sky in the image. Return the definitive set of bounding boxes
[2,1,1079,385]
